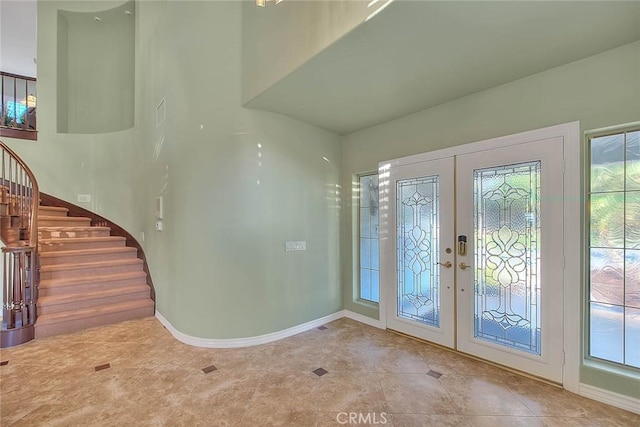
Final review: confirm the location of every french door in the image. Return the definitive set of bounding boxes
[384,157,456,348]
[382,137,565,383]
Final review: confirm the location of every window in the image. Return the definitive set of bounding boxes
[1,72,37,141]
[588,126,640,368]
[359,173,380,303]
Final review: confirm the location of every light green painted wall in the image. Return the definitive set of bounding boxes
[6,0,342,340]
[56,11,69,132]
[342,41,640,398]
[136,0,342,338]
[242,0,369,103]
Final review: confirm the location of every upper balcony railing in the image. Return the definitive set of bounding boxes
[1,72,37,141]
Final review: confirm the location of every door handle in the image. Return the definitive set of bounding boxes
[436,261,452,268]
[459,262,471,270]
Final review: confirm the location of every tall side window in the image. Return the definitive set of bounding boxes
[359,174,380,303]
[588,126,640,368]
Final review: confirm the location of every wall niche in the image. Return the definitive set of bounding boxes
[57,1,134,134]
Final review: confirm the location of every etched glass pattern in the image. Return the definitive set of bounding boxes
[473,162,541,355]
[396,176,440,326]
[589,129,640,368]
[360,174,380,303]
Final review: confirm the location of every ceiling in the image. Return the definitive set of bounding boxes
[244,1,640,135]
[0,0,37,77]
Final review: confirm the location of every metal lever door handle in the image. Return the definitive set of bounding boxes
[436,261,452,268]
[459,262,471,270]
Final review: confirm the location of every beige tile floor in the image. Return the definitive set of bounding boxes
[1,317,638,426]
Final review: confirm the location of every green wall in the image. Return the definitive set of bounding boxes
[5,0,342,339]
[341,40,640,398]
[134,1,342,338]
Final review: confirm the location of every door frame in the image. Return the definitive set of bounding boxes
[377,121,580,391]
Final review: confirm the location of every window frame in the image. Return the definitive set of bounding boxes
[585,122,640,372]
[356,172,380,305]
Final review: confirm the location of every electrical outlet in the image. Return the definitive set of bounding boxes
[77,194,91,203]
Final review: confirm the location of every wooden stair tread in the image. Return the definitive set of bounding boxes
[40,236,125,244]
[39,271,147,288]
[38,226,110,232]
[38,206,69,213]
[38,284,150,305]
[39,246,137,258]
[36,299,154,325]
[38,215,91,221]
[39,258,143,272]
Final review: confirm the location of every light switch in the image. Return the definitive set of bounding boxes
[77,194,91,203]
[285,241,306,252]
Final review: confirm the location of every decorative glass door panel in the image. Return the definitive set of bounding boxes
[456,138,564,383]
[397,176,440,327]
[473,162,541,355]
[383,158,455,348]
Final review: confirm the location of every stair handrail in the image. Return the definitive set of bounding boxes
[1,139,40,347]
[1,141,39,247]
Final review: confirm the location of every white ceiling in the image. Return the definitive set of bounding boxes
[0,0,37,77]
[245,1,640,135]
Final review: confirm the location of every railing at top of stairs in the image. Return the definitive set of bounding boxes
[1,140,39,348]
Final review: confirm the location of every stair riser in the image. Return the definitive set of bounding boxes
[34,305,155,339]
[38,208,68,217]
[39,276,147,297]
[39,229,111,239]
[40,239,126,252]
[39,218,92,227]
[40,251,138,266]
[38,290,150,315]
[40,263,143,281]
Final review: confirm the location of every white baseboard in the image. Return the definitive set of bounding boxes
[343,310,385,329]
[155,309,383,348]
[155,310,344,348]
[579,383,640,415]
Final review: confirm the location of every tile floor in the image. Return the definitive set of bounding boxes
[1,317,638,426]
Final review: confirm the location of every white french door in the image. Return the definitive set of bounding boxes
[384,157,456,348]
[382,135,565,383]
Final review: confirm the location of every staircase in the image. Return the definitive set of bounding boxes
[2,140,154,346]
[35,204,154,338]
